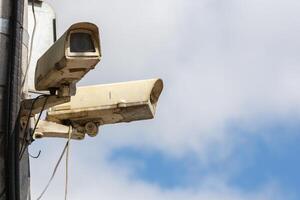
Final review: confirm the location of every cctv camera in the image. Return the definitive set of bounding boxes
[35,22,101,97]
[45,78,163,136]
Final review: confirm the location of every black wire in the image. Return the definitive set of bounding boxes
[9,108,22,137]
[2,106,22,200]
[29,150,41,159]
[31,96,49,137]
[0,95,46,198]
[0,101,28,200]
[19,95,46,159]
[19,96,39,153]
[19,95,49,160]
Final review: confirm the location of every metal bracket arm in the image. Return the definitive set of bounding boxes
[34,120,85,140]
[21,95,70,117]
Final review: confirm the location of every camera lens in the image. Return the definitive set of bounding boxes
[70,32,95,53]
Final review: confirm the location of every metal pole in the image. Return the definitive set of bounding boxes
[0,0,13,197]
[19,1,31,199]
[0,0,28,199]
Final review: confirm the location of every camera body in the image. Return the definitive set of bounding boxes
[35,22,101,96]
[46,79,163,134]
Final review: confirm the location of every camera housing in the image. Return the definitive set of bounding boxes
[35,22,101,96]
[45,78,163,136]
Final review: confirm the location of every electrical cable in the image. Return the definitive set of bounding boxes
[0,105,23,199]
[21,0,37,89]
[19,95,49,160]
[65,126,72,199]
[19,95,44,157]
[29,150,41,159]
[31,96,49,135]
[36,126,72,200]
[2,94,45,198]
[5,0,27,198]
[65,126,72,200]
[19,95,44,154]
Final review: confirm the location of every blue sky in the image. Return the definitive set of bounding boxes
[107,120,300,197]
[29,0,300,199]
[228,121,300,194]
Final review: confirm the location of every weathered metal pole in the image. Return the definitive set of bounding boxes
[0,0,12,197]
[0,0,29,199]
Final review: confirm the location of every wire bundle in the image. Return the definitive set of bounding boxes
[36,127,72,200]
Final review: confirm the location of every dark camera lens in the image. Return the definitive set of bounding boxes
[70,32,95,53]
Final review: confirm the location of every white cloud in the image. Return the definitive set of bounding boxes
[87,0,300,158]
[29,0,300,199]
[30,141,290,200]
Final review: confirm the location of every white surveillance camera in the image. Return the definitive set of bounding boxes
[35,22,101,96]
[45,78,163,136]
